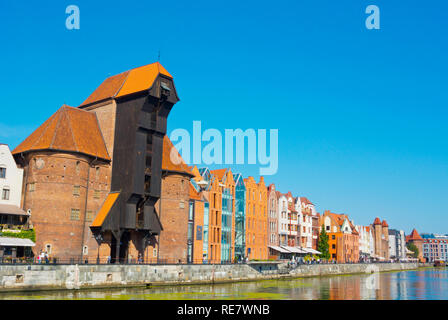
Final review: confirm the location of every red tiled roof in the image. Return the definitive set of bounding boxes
[80,62,173,107]
[382,220,388,227]
[300,197,313,205]
[407,228,423,242]
[12,105,110,161]
[373,217,381,225]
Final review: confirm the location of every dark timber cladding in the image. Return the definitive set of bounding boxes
[90,72,179,260]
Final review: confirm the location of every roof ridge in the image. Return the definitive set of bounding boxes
[64,107,80,155]
[114,70,131,98]
[49,107,65,149]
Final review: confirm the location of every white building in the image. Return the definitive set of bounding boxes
[296,197,315,249]
[355,225,375,260]
[389,229,406,260]
[0,144,24,208]
[277,193,289,246]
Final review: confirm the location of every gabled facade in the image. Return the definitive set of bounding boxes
[244,176,267,260]
[277,192,289,247]
[321,210,359,263]
[211,169,235,263]
[296,197,316,249]
[355,225,375,261]
[267,184,279,258]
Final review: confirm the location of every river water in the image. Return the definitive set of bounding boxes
[1,268,447,300]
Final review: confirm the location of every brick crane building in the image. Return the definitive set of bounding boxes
[13,62,179,263]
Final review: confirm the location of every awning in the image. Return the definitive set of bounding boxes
[268,245,291,254]
[0,237,35,247]
[0,204,29,216]
[281,246,306,254]
[302,248,322,255]
[91,192,120,228]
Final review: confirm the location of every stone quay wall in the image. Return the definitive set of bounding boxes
[0,262,420,292]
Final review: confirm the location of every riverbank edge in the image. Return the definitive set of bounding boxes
[0,262,426,293]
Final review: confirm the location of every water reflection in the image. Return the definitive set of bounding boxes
[1,268,447,300]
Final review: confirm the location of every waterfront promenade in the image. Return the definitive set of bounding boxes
[0,262,421,293]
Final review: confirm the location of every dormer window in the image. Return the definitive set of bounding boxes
[160,81,171,97]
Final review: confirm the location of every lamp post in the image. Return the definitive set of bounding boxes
[94,233,103,264]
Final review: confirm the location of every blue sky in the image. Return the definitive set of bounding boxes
[1,1,447,234]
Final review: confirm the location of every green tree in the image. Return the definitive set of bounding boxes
[317,225,330,260]
[406,242,419,259]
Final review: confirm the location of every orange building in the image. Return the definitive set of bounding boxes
[195,168,236,263]
[321,210,359,263]
[244,176,268,260]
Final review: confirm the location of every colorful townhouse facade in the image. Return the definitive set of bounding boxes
[267,184,278,256]
[296,197,315,249]
[355,225,375,261]
[244,176,268,260]
[321,210,359,263]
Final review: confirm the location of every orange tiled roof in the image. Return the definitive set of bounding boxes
[373,217,381,225]
[80,62,173,107]
[407,228,423,241]
[162,136,192,176]
[12,105,110,161]
[382,220,388,227]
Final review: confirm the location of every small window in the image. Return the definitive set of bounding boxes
[0,167,6,179]
[93,190,100,199]
[86,210,94,222]
[83,245,88,255]
[28,183,35,192]
[153,248,157,258]
[45,244,52,254]
[75,161,80,174]
[1,188,10,200]
[70,209,80,220]
[73,185,80,196]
